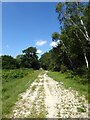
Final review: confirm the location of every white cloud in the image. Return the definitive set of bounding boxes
[36,40,47,46]
[37,49,42,54]
[50,40,59,47]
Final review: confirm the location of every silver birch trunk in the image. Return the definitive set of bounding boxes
[73,31,89,68]
[83,52,89,69]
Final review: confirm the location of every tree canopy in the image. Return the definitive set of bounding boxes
[40,2,90,75]
[1,2,90,75]
[2,47,40,70]
[1,55,19,69]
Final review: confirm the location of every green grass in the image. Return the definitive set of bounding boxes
[2,69,42,117]
[77,106,86,112]
[48,71,88,101]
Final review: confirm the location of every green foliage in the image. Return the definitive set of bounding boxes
[2,55,19,69]
[1,46,40,70]
[0,56,2,69]
[74,66,88,75]
[1,2,90,118]
[39,52,52,70]
[56,2,90,69]
[52,32,60,41]
[40,2,90,74]
[2,69,28,83]
[18,47,40,69]
[65,70,88,85]
[60,64,67,73]
[77,107,86,112]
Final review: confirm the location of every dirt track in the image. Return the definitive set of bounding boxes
[10,71,88,118]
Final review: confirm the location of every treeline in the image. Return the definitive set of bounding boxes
[40,2,90,76]
[1,47,40,70]
[1,2,90,75]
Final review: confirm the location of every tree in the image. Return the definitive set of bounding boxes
[1,47,40,70]
[16,54,24,67]
[55,2,90,69]
[2,55,19,69]
[21,47,40,69]
[0,56,2,69]
[39,52,51,70]
[52,32,73,69]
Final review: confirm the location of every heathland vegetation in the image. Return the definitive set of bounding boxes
[1,2,90,117]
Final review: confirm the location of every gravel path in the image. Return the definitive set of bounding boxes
[10,71,88,118]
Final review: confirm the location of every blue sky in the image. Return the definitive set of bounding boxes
[2,2,60,58]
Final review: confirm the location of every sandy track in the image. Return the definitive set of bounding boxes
[10,71,88,118]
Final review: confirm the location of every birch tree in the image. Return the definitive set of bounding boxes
[55,2,90,68]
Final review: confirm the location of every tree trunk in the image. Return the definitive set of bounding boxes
[83,52,89,69]
[70,18,90,42]
[73,31,89,69]
[76,2,90,42]
[80,18,90,42]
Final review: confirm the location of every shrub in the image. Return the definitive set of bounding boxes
[60,65,67,73]
[2,69,29,83]
[75,66,88,75]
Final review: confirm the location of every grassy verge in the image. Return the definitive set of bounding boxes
[2,69,41,117]
[48,71,88,101]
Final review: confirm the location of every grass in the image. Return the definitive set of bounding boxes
[2,69,42,117]
[48,71,88,101]
[77,106,86,112]
[31,85,37,91]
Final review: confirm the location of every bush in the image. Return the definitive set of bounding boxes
[87,68,90,83]
[65,70,88,85]
[60,65,67,73]
[75,66,88,75]
[2,69,29,83]
[2,55,19,69]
